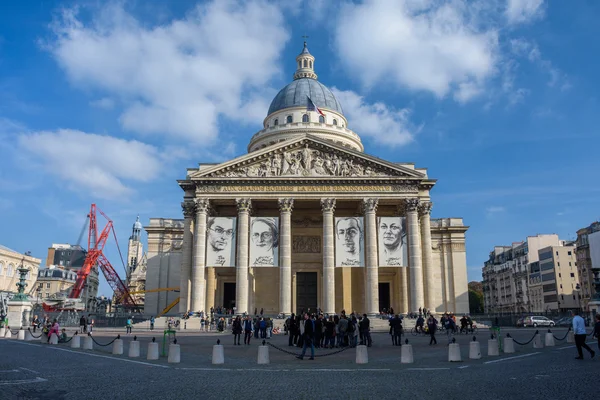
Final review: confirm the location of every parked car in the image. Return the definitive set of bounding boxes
[554,317,573,327]
[516,317,525,327]
[523,316,555,327]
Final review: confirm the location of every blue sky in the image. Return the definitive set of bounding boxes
[1,0,599,297]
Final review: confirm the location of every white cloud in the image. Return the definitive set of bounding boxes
[505,0,545,25]
[90,97,115,110]
[509,38,569,89]
[332,88,418,146]
[45,1,290,144]
[17,129,164,199]
[486,206,506,216]
[334,0,499,102]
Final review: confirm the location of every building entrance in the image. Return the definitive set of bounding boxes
[223,282,236,310]
[296,272,318,315]
[378,282,390,313]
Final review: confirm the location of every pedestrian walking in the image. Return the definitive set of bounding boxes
[243,316,253,345]
[79,315,87,333]
[573,310,595,360]
[593,314,600,351]
[428,315,438,345]
[150,316,155,331]
[126,317,133,334]
[296,313,315,360]
[445,315,456,344]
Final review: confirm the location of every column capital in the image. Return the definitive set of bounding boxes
[181,201,196,218]
[361,198,379,213]
[235,198,252,213]
[194,198,210,214]
[320,198,336,213]
[419,201,433,216]
[404,198,420,212]
[278,198,294,213]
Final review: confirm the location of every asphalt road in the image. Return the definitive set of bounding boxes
[1,327,598,400]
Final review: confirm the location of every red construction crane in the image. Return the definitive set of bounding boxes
[69,204,139,311]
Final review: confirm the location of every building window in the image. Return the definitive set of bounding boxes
[558,273,561,278]
[310,60,313,68]
[560,284,562,288]
[0,262,3,275]
[570,273,575,278]
[46,283,51,289]
[569,262,572,266]
[274,119,278,126]
[333,119,338,125]
[7,264,14,277]
[286,115,293,124]
[303,59,307,68]
[45,293,49,298]
[557,262,560,267]
[319,115,325,123]
[302,114,309,122]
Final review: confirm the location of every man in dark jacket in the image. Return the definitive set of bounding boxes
[593,314,600,351]
[288,313,297,346]
[296,313,315,360]
[361,314,372,347]
[389,315,403,346]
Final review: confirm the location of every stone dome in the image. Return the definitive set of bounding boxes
[267,78,344,116]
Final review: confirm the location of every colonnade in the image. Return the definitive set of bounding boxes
[179,197,435,316]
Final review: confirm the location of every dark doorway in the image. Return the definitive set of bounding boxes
[296,272,318,315]
[379,282,390,313]
[223,282,236,310]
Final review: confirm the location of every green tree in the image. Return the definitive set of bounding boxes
[469,290,484,314]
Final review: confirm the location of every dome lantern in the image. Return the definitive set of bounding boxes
[294,42,317,80]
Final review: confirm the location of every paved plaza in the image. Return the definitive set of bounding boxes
[1,327,598,399]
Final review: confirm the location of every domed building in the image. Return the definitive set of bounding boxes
[144,43,469,317]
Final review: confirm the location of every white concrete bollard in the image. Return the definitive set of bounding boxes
[128,341,140,358]
[17,329,25,341]
[401,344,414,364]
[82,335,93,350]
[448,343,462,362]
[487,339,499,356]
[544,332,555,347]
[5,329,12,339]
[567,331,575,343]
[112,338,124,355]
[212,344,225,364]
[469,341,482,359]
[147,342,159,360]
[0,327,5,338]
[257,345,270,364]
[504,337,515,353]
[533,334,544,349]
[168,343,181,364]
[71,335,81,348]
[49,333,58,345]
[355,345,369,364]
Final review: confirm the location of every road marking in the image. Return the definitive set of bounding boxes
[484,352,541,364]
[178,368,233,371]
[19,367,39,374]
[557,341,596,350]
[406,368,450,371]
[458,366,470,369]
[9,341,170,369]
[296,368,391,372]
[0,377,47,386]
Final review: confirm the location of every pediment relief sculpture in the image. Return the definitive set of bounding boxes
[210,145,405,178]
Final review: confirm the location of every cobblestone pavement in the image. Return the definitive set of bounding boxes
[1,327,598,400]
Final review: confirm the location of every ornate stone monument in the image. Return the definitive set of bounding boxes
[7,260,33,328]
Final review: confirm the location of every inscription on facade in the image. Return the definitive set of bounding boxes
[292,236,321,253]
[198,184,417,193]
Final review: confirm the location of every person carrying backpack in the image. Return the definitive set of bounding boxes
[445,315,455,344]
[126,317,133,334]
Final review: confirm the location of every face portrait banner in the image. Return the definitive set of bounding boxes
[206,217,237,267]
[335,217,364,267]
[377,217,407,267]
[250,217,279,267]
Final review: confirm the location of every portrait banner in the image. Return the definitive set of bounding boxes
[206,217,237,267]
[335,217,364,267]
[250,217,279,267]
[377,217,407,267]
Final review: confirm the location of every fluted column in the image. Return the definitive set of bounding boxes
[235,198,251,315]
[191,199,209,312]
[406,198,424,313]
[321,198,336,315]
[205,266,216,312]
[179,201,196,313]
[363,198,379,316]
[419,201,435,311]
[278,198,294,316]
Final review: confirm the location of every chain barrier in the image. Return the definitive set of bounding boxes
[27,328,43,339]
[552,327,571,341]
[88,333,120,347]
[265,340,357,358]
[506,330,538,346]
[10,328,19,335]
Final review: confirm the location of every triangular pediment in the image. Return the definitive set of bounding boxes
[189,135,425,180]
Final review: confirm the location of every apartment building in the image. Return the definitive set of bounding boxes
[528,245,580,313]
[482,234,560,313]
[575,221,600,308]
